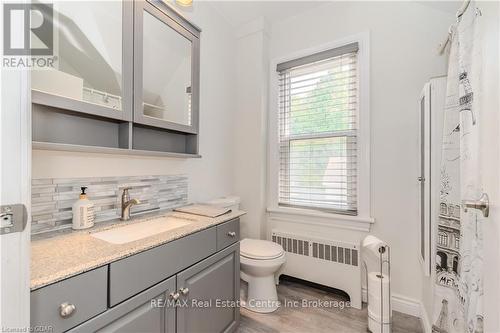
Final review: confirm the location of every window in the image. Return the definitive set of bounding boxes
[455,236,460,249]
[276,43,359,215]
[438,233,448,247]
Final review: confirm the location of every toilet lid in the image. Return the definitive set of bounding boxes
[240,238,284,260]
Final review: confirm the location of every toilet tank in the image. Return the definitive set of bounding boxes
[204,196,240,212]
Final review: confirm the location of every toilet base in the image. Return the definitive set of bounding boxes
[241,272,280,313]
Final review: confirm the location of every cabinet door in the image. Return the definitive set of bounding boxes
[31,0,133,121]
[134,0,200,133]
[31,267,108,333]
[176,243,240,333]
[418,83,431,277]
[69,276,176,333]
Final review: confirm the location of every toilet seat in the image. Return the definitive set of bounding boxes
[240,238,284,260]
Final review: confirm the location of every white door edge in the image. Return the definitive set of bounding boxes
[0,1,32,328]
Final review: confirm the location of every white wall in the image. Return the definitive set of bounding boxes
[32,2,238,204]
[257,1,454,310]
[233,19,270,239]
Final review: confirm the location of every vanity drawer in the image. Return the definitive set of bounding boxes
[216,218,240,250]
[30,266,108,333]
[109,226,217,306]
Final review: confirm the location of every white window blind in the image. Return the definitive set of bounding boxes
[277,43,359,215]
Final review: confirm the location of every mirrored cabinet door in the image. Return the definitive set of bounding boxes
[134,0,200,134]
[143,10,192,126]
[31,1,132,121]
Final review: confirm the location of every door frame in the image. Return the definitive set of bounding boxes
[0,0,32,328]
[0,50,32,330]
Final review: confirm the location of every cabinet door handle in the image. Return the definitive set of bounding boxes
[227,231,236,238]
[179,287,189,295]
[169,292,180,301]
[59,302,76,318]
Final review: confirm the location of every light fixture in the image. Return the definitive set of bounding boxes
[175,0,193,7]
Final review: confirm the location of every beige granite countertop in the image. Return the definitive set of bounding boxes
[31,210,245,290]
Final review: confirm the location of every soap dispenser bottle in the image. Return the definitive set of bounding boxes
[72,186,95,230]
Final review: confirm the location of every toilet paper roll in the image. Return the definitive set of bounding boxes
[367,272,391,322]
[362,235,388,272]
[362,235,388,255]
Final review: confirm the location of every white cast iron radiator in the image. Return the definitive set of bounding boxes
[271,230,362,309]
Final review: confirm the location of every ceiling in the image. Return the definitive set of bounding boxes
[208,1,461,29]
[208,1,328,28]
[415,1,462,15]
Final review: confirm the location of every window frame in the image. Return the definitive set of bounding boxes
[267,32,372,227]
[438,232,448,247]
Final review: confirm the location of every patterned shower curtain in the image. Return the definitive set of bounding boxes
[432,3,484,333]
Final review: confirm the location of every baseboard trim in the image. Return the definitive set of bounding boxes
[361,288,420,317]
[419,301,432,333]
[361,288,432,331]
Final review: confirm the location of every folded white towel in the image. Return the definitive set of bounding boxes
[174,204,231,218]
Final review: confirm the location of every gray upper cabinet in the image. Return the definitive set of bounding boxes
[31,1,133,121]
[31,0,201,157]
[134,0,200,134]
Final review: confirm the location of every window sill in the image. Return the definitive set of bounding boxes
[266,206,374,232]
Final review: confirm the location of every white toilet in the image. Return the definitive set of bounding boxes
[240,238,285,313]
[204,196,286,313]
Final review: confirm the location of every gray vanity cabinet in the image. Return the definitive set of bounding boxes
[72,243,240,333]
[108,226,217,307]
[176,243,240,333]
[34,219,240,333]
[70,276,176,333]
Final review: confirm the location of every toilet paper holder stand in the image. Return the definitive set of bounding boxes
[365,245,392,333]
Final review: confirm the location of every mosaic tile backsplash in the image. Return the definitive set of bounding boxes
[31,175,188,234]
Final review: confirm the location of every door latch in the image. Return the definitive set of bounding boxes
[0,204,28,235]
[462,193,490,218]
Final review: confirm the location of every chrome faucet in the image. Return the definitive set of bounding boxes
[120,187,140,221]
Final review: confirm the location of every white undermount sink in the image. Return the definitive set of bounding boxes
[91,217,192,245]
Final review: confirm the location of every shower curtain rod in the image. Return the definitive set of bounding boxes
[456,0,471,18]
[437,0,471,55]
